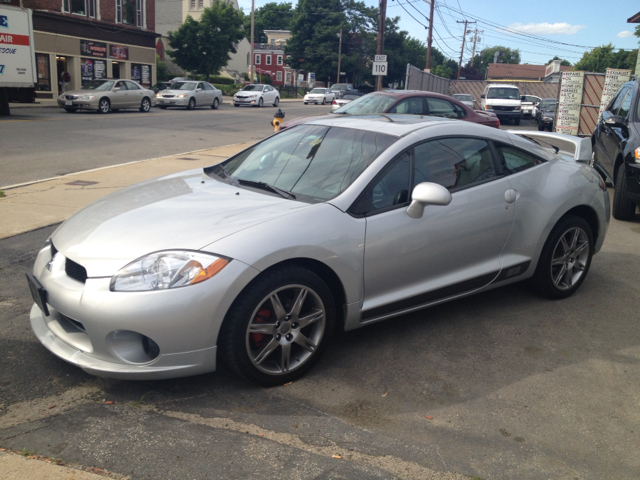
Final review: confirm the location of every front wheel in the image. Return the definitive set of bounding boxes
[257,97,264,108]
[531,215,593,299]
[212,97,220,110]
[612,164,636,220]
[98,98,110,114]
[273,97,279,107]
[187,97,196,110]
[140,98,151,112]
[219,265,335,386]
[321,98,326,105]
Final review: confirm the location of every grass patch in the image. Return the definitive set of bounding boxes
[0,191,5,198]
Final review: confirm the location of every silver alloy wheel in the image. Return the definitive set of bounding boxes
[258,97,264,107]
[187,97,196,110]
[98,98,110,113]
[212,97,219,109]
[550,227,590,290]
[245,284,326,375]
[140,98,151,112]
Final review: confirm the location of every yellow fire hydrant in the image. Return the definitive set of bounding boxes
[272,108,285,132]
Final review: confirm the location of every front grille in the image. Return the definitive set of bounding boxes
[493,106,515,111]
[65,258,88,283]
[65,95,78,100]
[162,94,175,98]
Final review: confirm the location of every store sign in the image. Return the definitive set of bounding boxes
[110,44,128,60]
[81,58,94,84]
[141,65,150,87]
[80,40,107,58]
[556,71,584,136]
[131,63,141,83]
[94,59,106,79]
[598,68,631,119]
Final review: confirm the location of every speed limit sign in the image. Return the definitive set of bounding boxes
[372,61,388,76]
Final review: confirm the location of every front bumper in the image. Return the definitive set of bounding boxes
[233,97,259,105]
[156,96,190,107]
[490,110,520,119]
[58,98,100,110]
[29,244,260,380]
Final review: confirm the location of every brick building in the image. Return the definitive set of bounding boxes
[5,0,158,98]
[253,30,297,86]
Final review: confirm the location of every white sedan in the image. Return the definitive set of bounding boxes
[233,84,280,107]
[304,88,336,105]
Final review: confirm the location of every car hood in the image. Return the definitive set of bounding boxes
[161,89,194,95]
[62,89,108,97]
[51,170,312,277]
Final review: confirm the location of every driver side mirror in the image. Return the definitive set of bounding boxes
[196,88,203,91]
[406,182,452,219]
[480,94,485,99]
[114,87,122,91]
[604,114,625,127]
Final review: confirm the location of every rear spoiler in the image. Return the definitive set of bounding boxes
[507,130,592,163]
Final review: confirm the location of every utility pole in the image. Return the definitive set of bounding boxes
[425,0,434,72]
[336,29,342,85]
[376,0,387,91]
[469,28,483,67]
[456,20,475,80]
[250,0,255,82]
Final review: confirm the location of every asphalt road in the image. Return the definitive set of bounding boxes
[0,100,322,188]
[1,109,640,478]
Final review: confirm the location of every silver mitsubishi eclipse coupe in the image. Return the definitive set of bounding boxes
[27,115,610,386]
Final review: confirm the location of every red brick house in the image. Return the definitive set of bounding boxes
[5,0,158,97]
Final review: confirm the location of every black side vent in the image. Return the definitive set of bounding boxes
[50,242,58,258]
[65,258,88,283]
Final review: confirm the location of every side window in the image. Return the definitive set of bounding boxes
[388,97,425,115]
[608,87,628,115]
[197,82,204,90]
[414,138,496,191]
[617,89,632,118]
[496,144,544,174]
[427,98,462,119]
[203,83,213,90]
[351,152,411,214]
[115,81,127,90]
[124,80,139,90]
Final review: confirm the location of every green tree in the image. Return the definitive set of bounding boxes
[253,2,294,45]
[546,56,572,66]
[168,0,246,80]
[572,44,635,73]
[156,54,170,81]
[472,46,521,76]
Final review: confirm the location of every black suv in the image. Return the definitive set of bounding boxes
[592,80,640,220]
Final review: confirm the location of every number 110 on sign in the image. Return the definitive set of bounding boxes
[372,61,388,76]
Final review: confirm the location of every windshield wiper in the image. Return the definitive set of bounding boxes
[237,179,296,199]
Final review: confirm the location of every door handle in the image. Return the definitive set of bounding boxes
[504,189,518,203]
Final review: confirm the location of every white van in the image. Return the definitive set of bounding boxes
[480,84,522,125]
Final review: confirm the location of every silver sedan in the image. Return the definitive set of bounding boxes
[58,79,156,113]
[27,116,609,386]
[156,81,223,110]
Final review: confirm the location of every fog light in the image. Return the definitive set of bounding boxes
[106,330,160,364]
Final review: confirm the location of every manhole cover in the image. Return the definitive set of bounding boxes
[65,180,98,186]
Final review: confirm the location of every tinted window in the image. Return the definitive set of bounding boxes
[487,88,520,100]
[496,144,545,174]
[414,138,496,191]
[203,83,213,90]
[617,89,633,118]
[388,97,425,115]
[427,98,464,119]
[608,87,629,115]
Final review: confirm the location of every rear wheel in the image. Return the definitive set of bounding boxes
[219,265,335,386]
[98,98,110,114]
[612,164,636,220]
[531,215,593,299]
[212,97,220,110]
[139,97,151,112]
[187,97,196,110]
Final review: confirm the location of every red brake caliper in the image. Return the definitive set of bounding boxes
[251,309,272,347]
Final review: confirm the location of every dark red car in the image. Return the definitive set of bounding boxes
[280,90,500,130]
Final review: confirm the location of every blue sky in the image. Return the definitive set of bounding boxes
[237,0,640,66]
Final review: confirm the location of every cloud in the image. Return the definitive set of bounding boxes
[508,22,586,35]
[617,31,634,38]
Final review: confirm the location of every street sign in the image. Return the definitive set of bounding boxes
[374,55,387,62]
[372,61,387,76]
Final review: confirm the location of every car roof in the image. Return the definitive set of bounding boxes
[299,114,455,137]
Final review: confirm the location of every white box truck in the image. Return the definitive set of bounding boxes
[0,5,37,115]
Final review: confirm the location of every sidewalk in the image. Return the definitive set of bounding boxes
[0,143,251,240]
[0,450,125,480]
[10,97,302,109]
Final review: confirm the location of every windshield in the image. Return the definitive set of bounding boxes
[310,89,326,94]
[544,104,557,113]
[523,96,540,103]
[211,125,397,202]
[487,88,520,100]
[453,94,472,101]
[242,85,264,91]
[171,82,197,91]
[333,93,397,115]
[82,80,115,91]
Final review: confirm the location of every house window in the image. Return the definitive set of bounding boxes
[62,0,70,13]
[277,55,283,66]
[88,0,95,17]
[117,0,139,25]
[190,0,195,9]
[116,0,121,22]
[136,0,143,26]
[255,54,261,65]
[276,71,282,82]
[265,55,271,66]
[71,0,86,15]
[285,71,291,84]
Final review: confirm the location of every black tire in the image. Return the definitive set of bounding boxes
[212,97,220,110]
[98,98,110,114]
[139,97,151,113]
[234,103,240,107]
[187,97,196,110]
[612,164,636,220]
[273,97,279,107]
[257,97,264,108]
[514,117,521,126]
[321,98,326,105]
[304,102,308,105]
[219,265,336,386]
[64,107,78,113]
[531,215,593,299]
[537,124,544,131]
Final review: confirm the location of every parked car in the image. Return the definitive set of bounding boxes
[151,81,172,94]
[535,98,556,123]
[332,92,365,110]
[280,90,500,130]
[480,84,522,125]
[451,93,474,109]
[156,80,222,110]
[591,80,640,220]
[330,83,355,98]
[303,88,335,105]
[27,115,609,386]
[58,79,155,114]
[233,84,280,107]
[537,102,556,131]
[521,95,542,118]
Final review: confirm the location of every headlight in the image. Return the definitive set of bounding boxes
[78,95,95,100]
[634,147,640,163]
[515,106,521,110]
[177,94,187,98]
[484,105,493,110]
[110,251,230,292]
